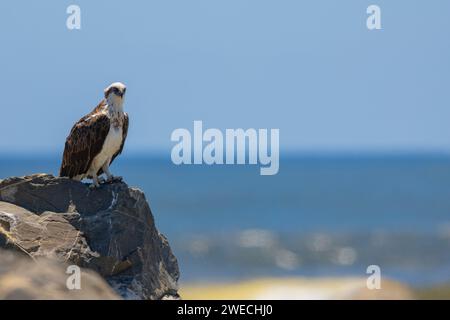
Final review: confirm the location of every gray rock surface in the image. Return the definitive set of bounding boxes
[0,174,179,299]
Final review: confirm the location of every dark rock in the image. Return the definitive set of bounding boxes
[0,174,179,299]
[0,249,120,300]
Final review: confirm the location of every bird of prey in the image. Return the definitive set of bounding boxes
[60,82,129,188]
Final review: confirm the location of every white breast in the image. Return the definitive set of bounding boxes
[103,125,123,157]
[90,124,123,172]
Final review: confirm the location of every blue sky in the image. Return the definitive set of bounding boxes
[1,1,449,154]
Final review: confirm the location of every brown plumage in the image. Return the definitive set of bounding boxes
[60,100,129,178]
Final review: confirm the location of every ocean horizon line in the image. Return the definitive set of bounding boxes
[2,149,450,161]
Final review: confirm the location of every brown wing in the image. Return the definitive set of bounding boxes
[59,106,110,178]
[110,112,129,166]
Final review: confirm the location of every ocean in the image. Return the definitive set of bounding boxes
[1,153,450,287]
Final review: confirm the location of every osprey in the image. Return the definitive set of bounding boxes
[60,82,129,188]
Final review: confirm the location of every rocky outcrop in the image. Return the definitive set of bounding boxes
[0,174,179,300]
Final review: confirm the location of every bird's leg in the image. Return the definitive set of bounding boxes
[89,175,101,189]
[102,163,122,183]
[102,163,114,182]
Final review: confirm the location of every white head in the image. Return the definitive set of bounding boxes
[104,82,127,108]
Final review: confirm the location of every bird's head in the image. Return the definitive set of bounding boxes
[104,82,127,105]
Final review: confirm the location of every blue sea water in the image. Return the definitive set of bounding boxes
[1,153,450,286]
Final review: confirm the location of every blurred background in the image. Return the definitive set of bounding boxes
[1,1,450,299]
